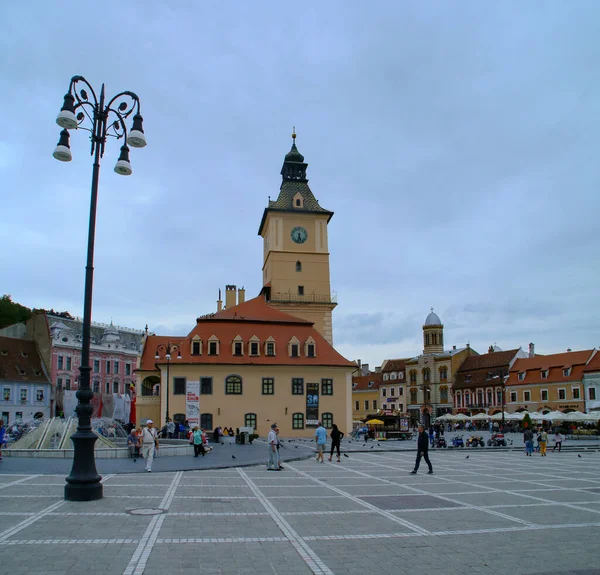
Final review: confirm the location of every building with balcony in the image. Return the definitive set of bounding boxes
[505,348,595,414]
[0,335,52,425]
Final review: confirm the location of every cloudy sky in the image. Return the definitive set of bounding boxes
[1,2,599,367]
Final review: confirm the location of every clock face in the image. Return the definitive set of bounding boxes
[291,226,308,244]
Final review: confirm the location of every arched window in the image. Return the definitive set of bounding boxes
[410,388,418,404]
[245,413,257,430]
[410,371,417,384]
[292,413,304,429]
[465,392,470,406]
[296,261,302,272]
[423,368,430,382]
[322,412,333,429]
[477,390,483,405]
[225,375,242,395]
[496,389,502,405]
[439,366,448,382]
[424,386,431,403]
[486,390,493,405]
[440,387,448,403]
[455,391,461,407]
[173,413,186,424]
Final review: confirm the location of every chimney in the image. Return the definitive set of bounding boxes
[363,363,369,374]
[238,287,245,304]
[357,359,362,372]
[217,288,223,312]
[529,342,535,358]
[225,285,237,310]
[453,345,456,351]
[466,343,470,349]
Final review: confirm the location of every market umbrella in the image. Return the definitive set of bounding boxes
[490,411,510,421]
[470,413,490,420]
[563,411,587,422]
[453,414,471,421]
[365,419,384,425]
[506,412,525,421]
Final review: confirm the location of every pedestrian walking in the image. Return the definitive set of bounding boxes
[166,419,175,439]
[539,427,548,456]
[275,425,284,469]
[192,427,205,457]
[552,431,564,452]
[410,425,433,475]
[141,420,158,472]
[523,428,533,456]
[315,421,327,463]
[328,423,344,462]
[267,423,279,470]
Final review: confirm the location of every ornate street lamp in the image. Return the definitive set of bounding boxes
[54,76,146,501]
[155,343,181,424]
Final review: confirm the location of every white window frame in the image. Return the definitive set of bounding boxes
[558,388,566,400]
[373,400,378,410]
[510,390,517,403]
[523,390,531,402]
[364,400,369,410]
[541,370,548,379]
[382,388,387,397]
[518,372,525,381]
[540,389,548,402]
[563,368,572,377]
[572,386,581,400]
[355,400,359,411]
[590,387,597,401]
[390,387,395,397]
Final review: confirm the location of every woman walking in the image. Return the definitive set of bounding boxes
[328,423,344,462]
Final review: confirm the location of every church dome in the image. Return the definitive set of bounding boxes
[424,309,442,326]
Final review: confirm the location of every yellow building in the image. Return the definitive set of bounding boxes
[135,134,354,436]
[352,373,383,422]
[259,132,337,345]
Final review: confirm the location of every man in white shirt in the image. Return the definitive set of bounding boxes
[141,420,158,472]
[267,423,279,471]
[166,419,176,439]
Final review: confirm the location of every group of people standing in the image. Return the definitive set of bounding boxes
[523,427,564,456]
[127,419,159,472]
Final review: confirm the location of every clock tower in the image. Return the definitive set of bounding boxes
[258,132,337,344]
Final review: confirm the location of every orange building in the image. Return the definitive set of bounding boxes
[352,372,383,422]
[505,349,595,413]
[135,296,355,436]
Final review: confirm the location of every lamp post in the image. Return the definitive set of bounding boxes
[54,76,146,502]
[155,343,181,424]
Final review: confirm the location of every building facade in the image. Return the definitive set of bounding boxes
[259,132,337,344]
[379,359,407,414]
[505,349,595,413]
[583,350,600,412]
[405,310,476,426]
[135,297,354,436]
[352,372,382,422]
[47,314,143,403]
[453,346,527,414]
[0,336,52,425]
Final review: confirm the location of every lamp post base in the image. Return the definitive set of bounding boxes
[64,432,103,501]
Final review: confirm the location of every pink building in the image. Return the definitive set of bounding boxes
[48,315,143,410]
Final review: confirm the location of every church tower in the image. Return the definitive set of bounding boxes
[258,131,337,344]
[423,308,444,354]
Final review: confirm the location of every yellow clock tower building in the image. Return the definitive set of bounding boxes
[258,132,337,344]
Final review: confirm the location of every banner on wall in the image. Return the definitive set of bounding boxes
[306,382,319,426]
[186,381,200,427]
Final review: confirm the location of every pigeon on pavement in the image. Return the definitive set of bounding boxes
[343,453,349,458]
[578,454,582,458]
[465,455,469,459]
[232,455,236,459]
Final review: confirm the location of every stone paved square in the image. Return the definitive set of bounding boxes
[1,450,600,574]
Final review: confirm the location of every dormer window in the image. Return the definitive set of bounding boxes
[563,367,572,377]
[368,381,375,388]
[518,372,525,381]
[383,374,389,381]
[541,370,548,379]
[191,336,202,356]
[304,337,316,358]
[390,372,397,380]
[232,335,244,356]
[288,336,300,358]
[352,382,358,389]
[21,351,29,358]
[249,337,260,357]
[208,336,219,356]
[265,337,276,357]
[465,375,472,382]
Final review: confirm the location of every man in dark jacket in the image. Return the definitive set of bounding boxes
[410,425,433,475]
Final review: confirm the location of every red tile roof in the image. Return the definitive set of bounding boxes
[140,296,354,370]
[352,373,383,391]
[381,359,406,373]
[583,350,600,373]
[507,349,595,387]
[454,349,521,390]
[0,336,50,383]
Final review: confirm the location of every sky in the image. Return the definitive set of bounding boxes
[1,2,599,368]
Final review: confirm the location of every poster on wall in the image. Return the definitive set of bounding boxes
[186,380,200,427]
[306,382,319,426]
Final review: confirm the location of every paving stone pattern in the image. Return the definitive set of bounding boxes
[1,450,600,574]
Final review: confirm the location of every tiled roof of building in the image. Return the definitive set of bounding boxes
[352,373,383,391]
[507,349,595,387]
[381,359,406,373]
[139,297,354,370]
[454,349,520,390]
[583,350,600,373]
[0,336,50,383]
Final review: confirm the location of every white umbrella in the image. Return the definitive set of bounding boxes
[490,411,510,421]
[529,412,545,421]
[546,410,565,421]
[470,413,490,420]
[563,411,587,422]
[506,412,525,421]
[453,413,471,421]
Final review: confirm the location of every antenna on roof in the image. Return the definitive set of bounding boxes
[292,126,296,142]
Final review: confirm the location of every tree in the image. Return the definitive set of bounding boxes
[522,412,533,429]
[0,294,32,329]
